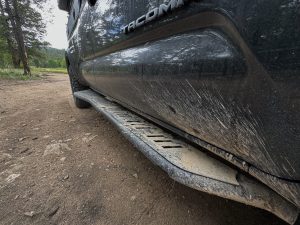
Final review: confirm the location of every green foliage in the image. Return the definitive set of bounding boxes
[0,39,11,67]
[0,8,11,67]
[14,0,49,61]
[0,46,66,69]
[31,47,66,68]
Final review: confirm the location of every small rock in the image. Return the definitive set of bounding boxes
[43,135,50,139]
[47,205,59,217]
[130,195,136,201]
[132,173,138,179]
[82,135,98,144]
[63,174,69,180]
[24,211,35,217]
[0,153,12,163]
[6,174,21,183]
[18,137,26,142]
[20,148,30,154]
[1,110,6,114]
[21,123,27,127]
[60,157,66,162]
[32,137,38,140]
[43,143,71,156]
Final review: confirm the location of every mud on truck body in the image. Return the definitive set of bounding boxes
[58,0,300,223]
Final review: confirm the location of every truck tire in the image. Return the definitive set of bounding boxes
[58,0,70,11]
[68,66,91,109]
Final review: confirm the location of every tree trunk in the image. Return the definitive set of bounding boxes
[11,48,21,68]
[4,0,31,75]
[7,38,21,68]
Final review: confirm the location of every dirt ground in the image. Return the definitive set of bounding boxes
[0,74,286,225]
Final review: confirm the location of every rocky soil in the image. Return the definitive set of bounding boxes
[0,74,286,225]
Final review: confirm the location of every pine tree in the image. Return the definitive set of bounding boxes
[0,0,49,75]
[0,0,20,68]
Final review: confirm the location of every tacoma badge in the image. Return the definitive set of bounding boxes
[121,0,185,34]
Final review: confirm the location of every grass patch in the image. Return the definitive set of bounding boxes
[0,68,39,80]
[0,67,67,80]
[31,67,67,74]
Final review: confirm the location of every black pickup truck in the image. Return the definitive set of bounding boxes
[58,0,300,223]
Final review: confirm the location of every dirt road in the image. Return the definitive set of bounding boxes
[0,74,286,225]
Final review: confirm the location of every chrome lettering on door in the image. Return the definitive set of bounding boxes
[121,0,185,34]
